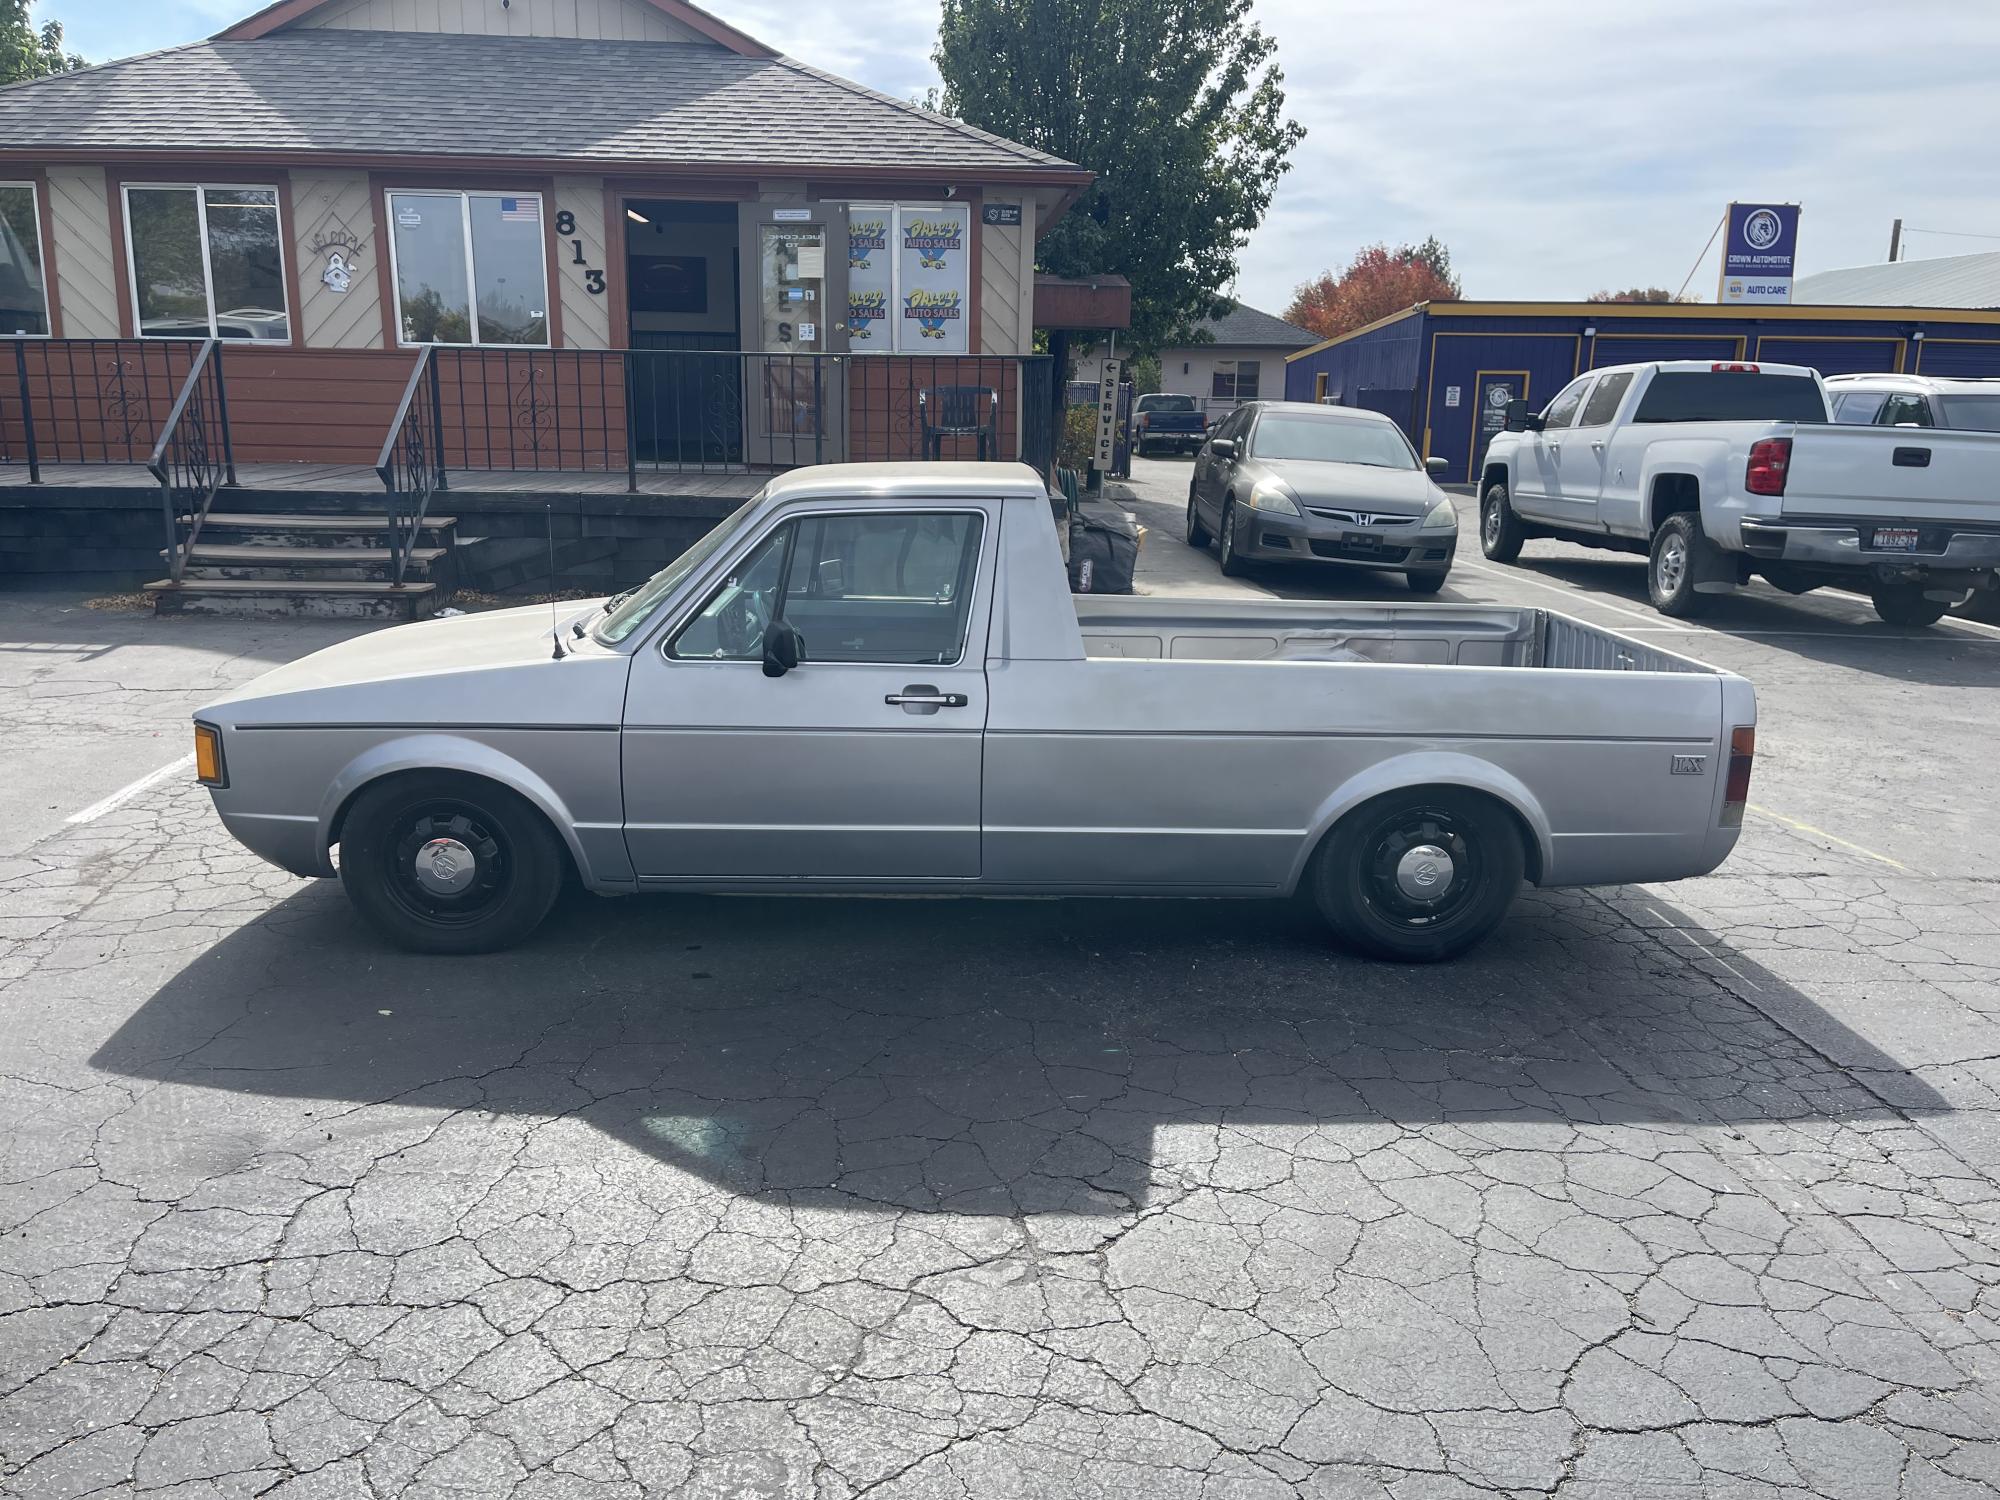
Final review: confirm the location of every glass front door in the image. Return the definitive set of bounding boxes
[739,202,849,467]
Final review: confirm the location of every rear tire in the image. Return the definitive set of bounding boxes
[1647,513,1714,618]
[338,773,564,955]
[1479,481,1525,562]
[1405,569,1449,595]
[1218,499,1251,576]
[1308,788,1526,963]
[1185,489,1211,548]
[1871,585,1948,628]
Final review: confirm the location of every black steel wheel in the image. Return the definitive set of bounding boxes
[339,773,564,954]
[1479,481,1525,562]
[1186,488,1211,548]
[1308,788,1526,962]
[1870,585,1948,628]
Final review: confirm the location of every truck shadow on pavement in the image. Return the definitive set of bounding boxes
[94,882,1945,1217]
[1504,554,2000,683]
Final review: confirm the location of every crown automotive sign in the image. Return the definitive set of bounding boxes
[1717,202,1801,304]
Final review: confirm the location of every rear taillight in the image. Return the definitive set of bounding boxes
[1745,437,1791,496]
[1721,726,1755,825]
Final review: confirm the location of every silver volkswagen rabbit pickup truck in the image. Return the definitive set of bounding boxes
[193,462,1756,962]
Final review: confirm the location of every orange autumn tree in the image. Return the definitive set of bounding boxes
[1284,238,1461,341]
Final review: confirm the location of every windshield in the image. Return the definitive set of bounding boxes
[1138,394,1196,412]
[594,495,760,644]
[1250,415,1417,468]
[1940,395,2000,432]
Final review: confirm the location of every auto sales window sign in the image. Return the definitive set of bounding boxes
[1717,202,1801,304]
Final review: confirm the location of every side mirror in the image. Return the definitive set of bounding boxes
[1502,398,1530,433]
[1210,438,1237,459]
[1425,456,1449,476]
[760,619,804,678]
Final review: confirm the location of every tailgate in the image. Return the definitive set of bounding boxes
[1782,425,2000,525]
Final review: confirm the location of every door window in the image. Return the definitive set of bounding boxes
[1578,370,1633,426]
[1832,390,1887,424]
[1541,377,1592,430]
[1878,393,1934,427]
[671,511,985,666]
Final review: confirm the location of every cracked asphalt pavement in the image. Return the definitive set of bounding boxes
[5,483,2000,1497]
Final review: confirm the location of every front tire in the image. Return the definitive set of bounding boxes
[1308,788,1526,963]
[1647,513,1714,618]
[1480,481,1525,562]
[338,773,564,954]
[1218,499,1250,576]
[1871,585,1948,628]
[1185,489,1211,548]
[1405,569,1449,595]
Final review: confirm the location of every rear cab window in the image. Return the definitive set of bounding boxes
[1939,394,2000,431]
[1632,372,1828,423]
[1138,394,1197,412]
[1877,393,1934,427]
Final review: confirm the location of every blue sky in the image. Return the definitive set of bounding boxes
[53,0,2000,317]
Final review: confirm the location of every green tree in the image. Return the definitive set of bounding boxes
[0,1,83,84]
[933,0,1303,352]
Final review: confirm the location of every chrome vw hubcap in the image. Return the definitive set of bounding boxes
[412,836,478,896]
[1394,843,1456,902]
[1656,533,1688,594]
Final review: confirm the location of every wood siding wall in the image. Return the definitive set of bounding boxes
[291,170,384,350]
[45,167,119,340]
[289,0,713,42]
[977,198,1035,357]
[554,176,611,350]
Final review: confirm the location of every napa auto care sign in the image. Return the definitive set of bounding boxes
[1717,203,1801,304]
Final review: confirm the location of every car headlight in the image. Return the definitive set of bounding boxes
[1421,495,1459,530]
[1247,482,1302,516]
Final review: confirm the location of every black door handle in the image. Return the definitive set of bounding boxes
[885,685,968,708]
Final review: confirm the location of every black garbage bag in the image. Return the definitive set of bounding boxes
[1068,511,1139,594]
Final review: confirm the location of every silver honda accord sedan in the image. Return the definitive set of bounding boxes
[1186,400,1460,591]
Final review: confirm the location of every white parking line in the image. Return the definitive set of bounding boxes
[1453,560,1667,628]
[66,754,195,825]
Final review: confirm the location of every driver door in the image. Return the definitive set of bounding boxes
[621,503,995,881]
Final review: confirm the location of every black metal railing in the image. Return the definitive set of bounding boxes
[374,346,448,587]
[4,337,211,480]
[149,341,237,582]
[412,349,1056,489]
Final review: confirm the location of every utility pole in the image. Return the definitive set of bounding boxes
[1887,218,1902,263]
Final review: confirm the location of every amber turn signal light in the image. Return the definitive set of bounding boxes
[193,723,227,788]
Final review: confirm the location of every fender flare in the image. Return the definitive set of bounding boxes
[313,733,598,883]
[1284,751,1554,894]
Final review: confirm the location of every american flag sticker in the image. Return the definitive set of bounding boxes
[499,197,540,222]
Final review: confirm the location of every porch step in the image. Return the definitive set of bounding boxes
[163,542,448,584]
[189,512,458,532]
[144,577,439,621]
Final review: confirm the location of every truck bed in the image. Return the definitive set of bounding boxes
[1073,597,1712,674]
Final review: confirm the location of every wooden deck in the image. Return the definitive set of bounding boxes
[0,462,770,501]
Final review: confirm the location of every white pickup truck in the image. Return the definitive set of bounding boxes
[1478,360,2000,625]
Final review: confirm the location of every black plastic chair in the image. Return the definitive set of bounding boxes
[918,385,999,459]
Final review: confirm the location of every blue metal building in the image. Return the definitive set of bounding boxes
[1284,301,2000,484]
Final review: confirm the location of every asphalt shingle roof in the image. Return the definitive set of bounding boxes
[0,30,1084,177]
[1795,251,2000,310]
[1181,301,1318,348]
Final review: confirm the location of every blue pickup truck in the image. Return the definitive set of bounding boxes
[1133,393,1209,457]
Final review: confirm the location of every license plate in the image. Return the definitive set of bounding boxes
[1874,528,1920,551]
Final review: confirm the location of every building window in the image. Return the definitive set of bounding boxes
[843,203,970,354]
[387,190,549,347]
[1212,359,1260,402]
[123,185,288,340]
[0,182,48,336]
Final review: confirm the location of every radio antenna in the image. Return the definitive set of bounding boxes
[546,505,566,660]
